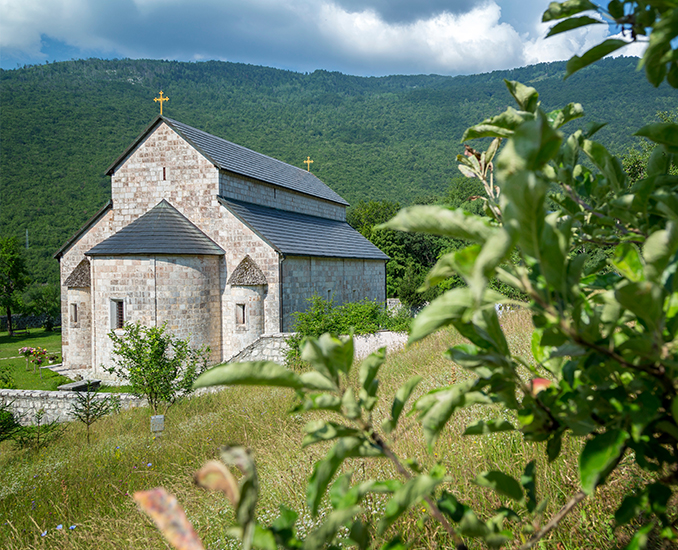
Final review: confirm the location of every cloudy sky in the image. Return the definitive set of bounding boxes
[1,0,644,75]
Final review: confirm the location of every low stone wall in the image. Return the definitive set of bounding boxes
[0,389,145,425]
[227,331,408,365]
[354,331,408,360]
[228,333,291,364]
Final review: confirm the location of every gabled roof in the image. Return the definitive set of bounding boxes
[54,200,113,259]
[219,197,389,261]
[106,116,349,207]
[86,200,225,256]
[228,255,267,286]
[64,259,91,288]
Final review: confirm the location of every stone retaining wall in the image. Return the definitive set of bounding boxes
[227,330,408,365]
[0,389,145,425]
[228,333,291,364]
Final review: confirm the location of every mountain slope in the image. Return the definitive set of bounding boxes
[1,56,674,284]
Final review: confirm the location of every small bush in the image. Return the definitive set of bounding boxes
[286,295,410,365]
[12,409,65,450]
[0,403,20,443]
[107,322,210,415]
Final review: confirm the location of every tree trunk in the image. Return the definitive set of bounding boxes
[6,305,12,336]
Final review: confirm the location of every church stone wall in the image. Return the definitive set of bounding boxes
[59,209,117,371]
[65,287,92,369]
[110,123,220,230]
[216,206,281,359]
[219,173,346,221]
[89,255,222,374]
[281,258,386,331]
[155,255,222,362]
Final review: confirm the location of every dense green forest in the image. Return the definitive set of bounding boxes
[1,56,674,286]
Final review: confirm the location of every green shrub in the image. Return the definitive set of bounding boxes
[285,295,410,365]
[106,322,210,415]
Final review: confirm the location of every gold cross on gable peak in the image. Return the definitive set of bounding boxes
[154,91,169,115]
[304,156,314,172]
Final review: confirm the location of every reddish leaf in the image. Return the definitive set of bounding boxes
[133,488,204,550]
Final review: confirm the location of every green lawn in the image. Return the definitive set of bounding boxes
[0,329,71,391]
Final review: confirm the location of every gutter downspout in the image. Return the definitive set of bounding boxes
[278,254,285,333]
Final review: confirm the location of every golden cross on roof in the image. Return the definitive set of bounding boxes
[304,156,314,172]
[154,91,169,115]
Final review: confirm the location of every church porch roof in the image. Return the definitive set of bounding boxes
[85,200,225,256]
[64,259,91,288]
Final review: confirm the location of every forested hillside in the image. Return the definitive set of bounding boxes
[1,56,674,285]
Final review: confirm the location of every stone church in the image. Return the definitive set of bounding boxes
[55,116,388,374]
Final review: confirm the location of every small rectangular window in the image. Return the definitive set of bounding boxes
[111,299,124,329]
[70,303,78,324]
[163,167,166,180]
[236,304,246,325]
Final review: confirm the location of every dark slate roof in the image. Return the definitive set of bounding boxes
[219,197,389,261]
[228,255,267,286]
[85,200,225,256]
[54,200,113,259]
[64,259,91,287]
[106,116,349,207]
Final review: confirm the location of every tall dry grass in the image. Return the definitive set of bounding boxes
[0,310,648,548]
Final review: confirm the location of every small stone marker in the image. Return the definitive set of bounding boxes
[150,414,165,435]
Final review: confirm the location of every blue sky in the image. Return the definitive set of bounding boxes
[1,0,645,75]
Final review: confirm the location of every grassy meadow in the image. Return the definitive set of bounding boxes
[0,310,651,549]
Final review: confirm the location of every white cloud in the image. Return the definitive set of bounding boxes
[317,1,525,74]
[0,0,640,74]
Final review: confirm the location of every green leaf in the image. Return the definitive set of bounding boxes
[298,371,339,392]
[542,0,598,22]
[359,348,385,394]
[612,243,645,282]
[459,509,490,537]
[307,437,382,515]
[462,107,533,140]
[500,171,548,259]
[301,333,354,381]
[504,80,540,113]
[298,393,342,412]
[546,15,602,37]
[302,420,362,447]
[579,429,629,494]
[565,39,628,79]
[382,376,422,434]
[464,419,515,435]
[624,522,654,550]
[643,222,678,285]
[193,361,304,390]
[539,212,571,293]
[615,281,664,332]
[547,432,563,462]
[332,478,402,510]
[672,396,678,425]
[416,382,492,447]
[437,491,467,523]
[377,475,443,534]
[252,525,278,550]
[474,471,524,501]
[547,102,585,129]
[302,506,362,550]
[409,287,506,344]
[341,388,361,420]
[379,206,496,244]
[521,461,537,513]
[582,138,625,191]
